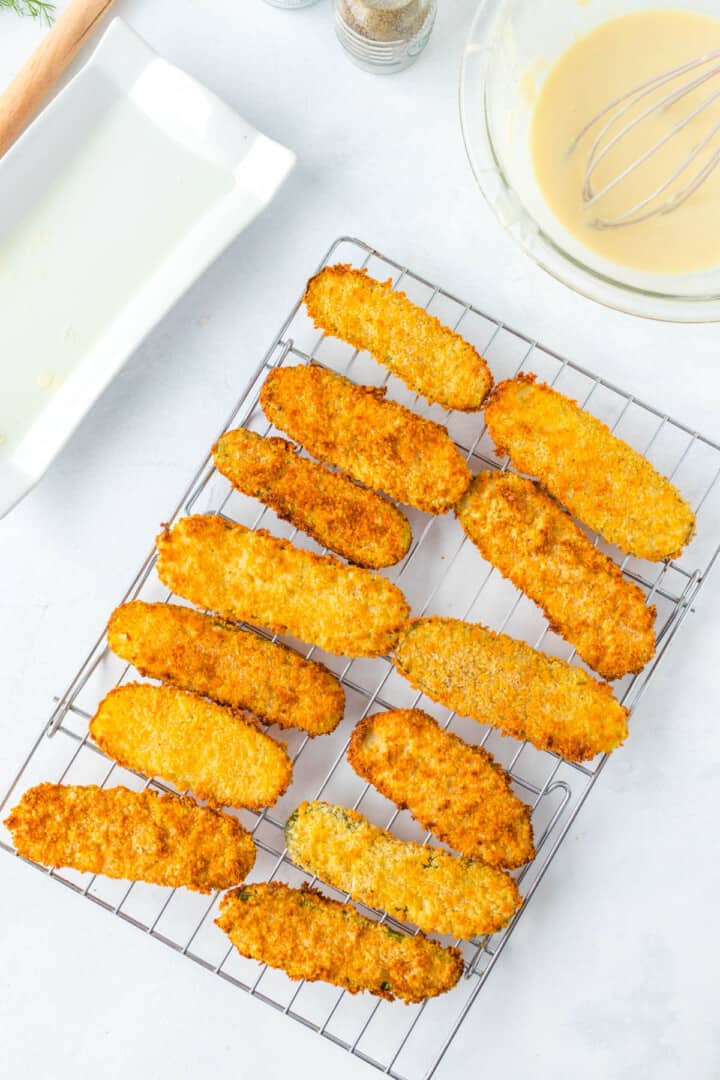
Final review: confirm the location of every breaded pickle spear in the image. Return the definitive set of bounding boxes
[284,801,521,938]
[213,428,411,568]
[457,472,656,680]
[4,784,255,893]
[394,618,629,762]
[216,882,463,1004]
[260,364,471,514]
[348,709,535,869]
[90,683,292,810]
[156,515,409,658]
[108,601,344,736]
[303,265,493,411]
[484,374,696,561]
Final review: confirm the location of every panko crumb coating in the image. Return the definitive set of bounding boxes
[216,882,464,1004]
[303,264,493,411]
[4,783,255,893]
[155,515,410,658]
[394,618,629,762]
[484,374,696,562]
[108,601,344,736]
[90,683,293,810]
[260,364,471,514]
[457,472,656,680]
[213,428,411,568]
[348,708,535,868]
[284,801,521,939]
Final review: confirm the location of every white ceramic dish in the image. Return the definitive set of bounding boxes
[0,18,295,519]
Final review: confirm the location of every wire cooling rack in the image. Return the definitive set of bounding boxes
[2,236,719,1080]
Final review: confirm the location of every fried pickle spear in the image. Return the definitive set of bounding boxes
[4,784,255,893]
[90,683,292,810]
[260,364,471,514]
[284,801,521,938]
[484,374,696,561]
[303,265,493,411]
[457,472,656,680]
[394,618,629,762]
[348,709,534,869]
[156,515,409,658]
[213,428,411,568]
[108,601,344,736]
[216,882,463,1004]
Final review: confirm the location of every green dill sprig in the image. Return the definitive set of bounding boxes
[0,0,55,25]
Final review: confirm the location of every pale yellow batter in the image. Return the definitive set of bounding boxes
[531,10,720,274]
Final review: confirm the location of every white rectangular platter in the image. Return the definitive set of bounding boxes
[0,17,294,518]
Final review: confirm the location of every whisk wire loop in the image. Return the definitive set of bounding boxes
[569,50,720,228]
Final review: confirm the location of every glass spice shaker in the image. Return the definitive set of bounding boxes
[335,0,437,74]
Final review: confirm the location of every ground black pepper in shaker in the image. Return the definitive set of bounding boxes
[335,0,437,73]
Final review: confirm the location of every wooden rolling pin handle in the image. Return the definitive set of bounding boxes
[0,0,116,159]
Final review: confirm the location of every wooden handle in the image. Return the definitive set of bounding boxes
[0,0,116,159]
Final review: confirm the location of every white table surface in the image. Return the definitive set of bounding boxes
[1,2,718,1078]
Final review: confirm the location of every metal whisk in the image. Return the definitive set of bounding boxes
[568,49,720,229]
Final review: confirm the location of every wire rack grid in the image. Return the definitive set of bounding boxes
[2,236,719,1080]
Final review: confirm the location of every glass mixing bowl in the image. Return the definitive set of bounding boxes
[459,0,720,321]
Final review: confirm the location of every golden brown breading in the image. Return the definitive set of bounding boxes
[348,709,534,869]
[90,683,292,810]
[260,364,471,514]
[155,515,410,658]
[4,783,255,893]
[213,428,411,568]
[108,601,344,736]
[484,374,696,561]
[216,882,463,1004]
[456,472,656,680]
[394,618,629,762]
[284,801,521,939]
[303,265,493,411]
